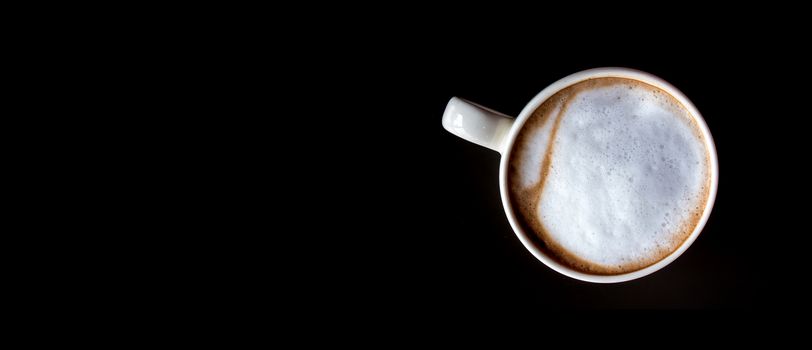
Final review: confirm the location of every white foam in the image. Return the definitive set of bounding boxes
[513,80,708,270]
[515,103,559,188]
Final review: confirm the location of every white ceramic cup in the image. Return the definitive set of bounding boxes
[442,67,718,283]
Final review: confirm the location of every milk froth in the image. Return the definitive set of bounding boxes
[508,77,710,274]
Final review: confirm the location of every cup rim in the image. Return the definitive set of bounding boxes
[499,67,719,283]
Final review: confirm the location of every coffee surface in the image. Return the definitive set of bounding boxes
[508,77,710,275]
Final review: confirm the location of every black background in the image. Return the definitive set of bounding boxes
[27,6,812,336]
[267,24,807,312]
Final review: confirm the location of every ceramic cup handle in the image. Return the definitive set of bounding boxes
[442,97,515,153]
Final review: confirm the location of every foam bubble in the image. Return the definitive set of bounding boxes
[509,78,710,274]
